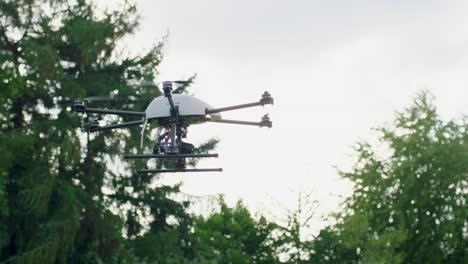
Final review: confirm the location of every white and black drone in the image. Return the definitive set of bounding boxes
[74,81,273,173]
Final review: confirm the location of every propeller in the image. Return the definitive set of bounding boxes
[136,80,190,86]
[81,118,101,128]
[78,96,113,102]
[132,80,157,87]
[166,80,191,85]
[57,96,114,104]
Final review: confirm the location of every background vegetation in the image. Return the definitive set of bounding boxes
[0,1,466,263]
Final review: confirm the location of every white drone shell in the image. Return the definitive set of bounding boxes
[145,94,221,120]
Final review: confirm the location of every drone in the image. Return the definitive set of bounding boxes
[74,81,273,173]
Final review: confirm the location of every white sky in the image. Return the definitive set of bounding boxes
[114,0,468,230]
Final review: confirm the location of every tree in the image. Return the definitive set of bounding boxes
[313,92,467,263]
[275,192,317,263]
[0,0,215,262]
[193,199,280,264]
[308,226,357,264]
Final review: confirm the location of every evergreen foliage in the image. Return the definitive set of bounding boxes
[193,200,279,264]
[0,0,214,262]
[312,92,467,263]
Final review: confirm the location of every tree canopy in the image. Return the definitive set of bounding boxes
[312,93,467,263]
[0,0,208,262]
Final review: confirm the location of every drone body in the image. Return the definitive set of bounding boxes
[146,94,222,121]
[74,81,273,173]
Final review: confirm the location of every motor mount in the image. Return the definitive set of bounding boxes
[73,100,85,113]
[260,91,274,105]
[162,81,173,96]
[89,119,100,132]
[260,114,272,128]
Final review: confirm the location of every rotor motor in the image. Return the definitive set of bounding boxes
[162,81,173,96]
[74,100,85,113]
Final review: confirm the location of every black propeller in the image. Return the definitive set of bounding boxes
[130,80,191,87]
[167,80,190,85]
[58,96,114,104]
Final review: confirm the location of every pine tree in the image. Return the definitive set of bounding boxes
[0,1,215,262]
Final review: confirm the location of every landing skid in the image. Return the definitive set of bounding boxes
[124,153,221,173]
[124,153,219,159]
[137,168,223,174]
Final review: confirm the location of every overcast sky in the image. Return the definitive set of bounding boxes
[113,0,468,229]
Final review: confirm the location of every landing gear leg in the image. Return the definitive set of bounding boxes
[152,143,161,154]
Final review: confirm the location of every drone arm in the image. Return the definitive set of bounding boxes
[205,115,272,128]
[91,119,144,132]
[74,101,145,116]
[206,118,261,126]
[206,102,264,114]
[82,107,145,116]
[205,91,273,115]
